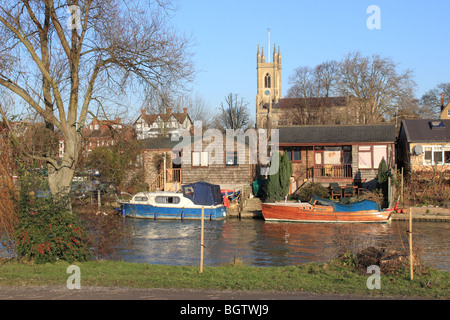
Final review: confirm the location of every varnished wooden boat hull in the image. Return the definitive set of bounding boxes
[261,203,391,223]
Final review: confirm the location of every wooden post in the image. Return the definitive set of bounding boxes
[200,206,205,273]
[401,167,404,207]
[409,207,414,281]
[97,189,101,209]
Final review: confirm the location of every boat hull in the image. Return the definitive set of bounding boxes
[262,203,391,223]
[120,202,227,220]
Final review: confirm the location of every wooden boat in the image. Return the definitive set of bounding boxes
[118,181,227,220]
[261,196,392,223]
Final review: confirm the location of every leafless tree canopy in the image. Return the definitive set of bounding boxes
[419,82,450,118]
[215,93,251,131]
[0,0,193,195]
[287,51,416,124]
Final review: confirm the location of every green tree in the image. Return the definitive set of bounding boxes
[263,152,293,202]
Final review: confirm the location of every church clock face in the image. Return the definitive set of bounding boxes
[264,90,270,96]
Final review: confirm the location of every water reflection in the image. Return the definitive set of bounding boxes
[117,219,449,271]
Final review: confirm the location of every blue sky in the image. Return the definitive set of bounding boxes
[171,0,450,119]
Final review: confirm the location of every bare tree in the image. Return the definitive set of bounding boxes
[175,92,213,128]
[215,93,251,131]
[337,51,415,124]
[287,60,339,99]
[419,82,450,118]
[0,0,193,197]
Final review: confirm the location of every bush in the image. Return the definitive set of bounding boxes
[294,182,330,202]
[263,152,293,202]
[15,171,92,264]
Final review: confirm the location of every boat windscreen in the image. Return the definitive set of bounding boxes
[182,181,223,206]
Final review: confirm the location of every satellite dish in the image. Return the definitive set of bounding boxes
[413,144,423,155]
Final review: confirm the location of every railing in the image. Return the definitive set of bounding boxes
[149,168,182,191]
[307,164,352,179]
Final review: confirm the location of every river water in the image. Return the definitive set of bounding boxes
[116,219,450,272]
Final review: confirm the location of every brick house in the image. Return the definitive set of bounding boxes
[82,118,135,153]
[397,119,450,176]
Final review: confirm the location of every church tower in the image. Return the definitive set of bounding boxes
[256,44,282,129]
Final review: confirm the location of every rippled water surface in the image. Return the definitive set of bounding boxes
[117,219,450,271]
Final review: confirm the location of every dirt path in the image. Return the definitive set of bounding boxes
[0,285,419,300]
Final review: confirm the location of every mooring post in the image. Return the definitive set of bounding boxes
[200,206,205,273]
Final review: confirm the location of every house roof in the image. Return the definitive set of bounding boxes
[278,124,396,145]
[400,119,450,143]
[135,108,191,126]
[140,133,251,151]
[140,137,185,150]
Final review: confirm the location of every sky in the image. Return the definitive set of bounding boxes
[170,0,450,120]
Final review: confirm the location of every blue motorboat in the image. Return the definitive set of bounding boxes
[118,181,227,220]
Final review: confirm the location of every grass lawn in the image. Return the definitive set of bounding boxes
[0,259,448,299]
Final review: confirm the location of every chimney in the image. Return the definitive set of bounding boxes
[183,107,187,114]
[141,109,146,116]
[166,107,172,115]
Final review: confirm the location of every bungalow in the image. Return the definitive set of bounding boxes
[178,134,255,193]
[277,124,396,189]
[397,119,450,176]
[141,134,254,193]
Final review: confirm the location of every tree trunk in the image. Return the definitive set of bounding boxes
[47,164,75,198]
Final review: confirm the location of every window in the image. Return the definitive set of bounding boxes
[358,146,372,169]
[225,151,238,166]
[192,151,208,167]
[373,145,387,168]
[264,73,271,88]
[285,147,301,162]
[423,146,450,165]
[155,196,180,204]
[134,196,148,202]
[358,145,388,169]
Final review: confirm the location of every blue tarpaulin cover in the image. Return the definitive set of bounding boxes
[182,181,223,206]
[312,196,381,212]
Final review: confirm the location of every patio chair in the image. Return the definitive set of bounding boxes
[324,165,333,176]
[343,186,355,198]
[332,186,342,199]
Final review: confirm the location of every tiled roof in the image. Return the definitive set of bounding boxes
[278,124,396,144]
[401,119,450,142]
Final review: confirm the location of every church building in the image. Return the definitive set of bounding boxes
[255,44,360,130]
[255,44,282,130]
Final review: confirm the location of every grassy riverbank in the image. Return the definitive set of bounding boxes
[0,259,448,299]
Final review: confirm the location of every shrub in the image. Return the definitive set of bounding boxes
[15,171,92,264]
[263,152,293,202]
[294,182,330,202]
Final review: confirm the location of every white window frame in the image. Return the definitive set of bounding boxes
[422,145,450,165]
[192,151,209,167]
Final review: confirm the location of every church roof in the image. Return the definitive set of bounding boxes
[272,97,350,110]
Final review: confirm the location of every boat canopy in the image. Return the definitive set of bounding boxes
[182,181,223,206]
[311,195,381,212]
